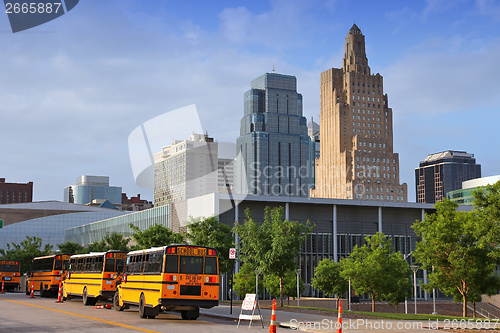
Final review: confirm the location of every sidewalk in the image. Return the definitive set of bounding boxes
[200,305,439,332]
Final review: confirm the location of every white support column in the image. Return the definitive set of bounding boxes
[378,206,383,233]
[333,205,338,263]
[285,202,290,220]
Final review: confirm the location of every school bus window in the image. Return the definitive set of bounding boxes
[180,256,203,274]
[105,259,115,272]
[165,255,178,273]
[54,259,63,270]
[204,257,217,275]
[116,258,125,273]
[95,256,104,272]
[3,264,13,272]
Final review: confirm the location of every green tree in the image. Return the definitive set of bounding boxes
[263,271,304,304]
[130,224,185,250]
[412,199,500,317]
[85,233,130,252]
[473,180,500,248]
[340,232,412,312]
[0,236,52,273]
[57,241,86,255]
[186,216,233,274]
[234,206,312,306]
[312,259,348,308]
[233,262,263,297]
[103,233,130,251]
[87,240,108,252]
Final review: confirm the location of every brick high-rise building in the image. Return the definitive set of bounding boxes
[312,24,408,201]
[0,178,33,204]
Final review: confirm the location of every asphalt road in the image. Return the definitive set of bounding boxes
[0,291,275,333]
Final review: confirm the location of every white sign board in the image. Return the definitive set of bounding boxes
[241,293,256,310]
[229,248,236,259]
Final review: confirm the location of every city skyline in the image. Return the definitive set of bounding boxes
[1,0,499,202]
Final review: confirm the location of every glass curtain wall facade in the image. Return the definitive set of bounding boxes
[65,205,169,245]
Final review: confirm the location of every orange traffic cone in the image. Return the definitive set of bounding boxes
[55,282,63,303]
[1,280,4,293]
[269,298,277,333]
[30,282,35,298]
[337,299,343,333]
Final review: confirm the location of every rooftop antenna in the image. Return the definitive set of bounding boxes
[272,64,276,73]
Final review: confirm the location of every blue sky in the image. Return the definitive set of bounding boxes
[0,0,499,202]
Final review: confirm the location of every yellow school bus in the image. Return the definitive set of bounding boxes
[115,244,219,320]
[63,250,127,305]
[26,254,71,297]
[0,260,21,292]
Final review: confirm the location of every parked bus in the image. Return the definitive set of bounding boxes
[115,245,219,320]
[26,254,71,297]
[0,260,21,292]
[63,250,127,305]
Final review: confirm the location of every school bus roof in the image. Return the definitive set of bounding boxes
[32,254,71,260]
[69,250,128,259]
[127,244,217,256]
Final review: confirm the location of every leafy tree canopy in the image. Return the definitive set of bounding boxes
[186,216,233,274]
[413,199,500,317]
[0,236,52,273]
[312,259,348,299]
[264,270,304,300]
[86,233,130,252]
[234,206,312,306]
[340,232,411,312]
[130,224,184,250]
[57,241,87,255]
[233,262,264,297]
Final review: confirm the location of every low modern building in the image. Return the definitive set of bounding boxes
[447,175,500,204]
[64,175,122,208]
[0,178,33,204]
[65,193,470,298]
[0,201,128,251]
[415,150,481,203]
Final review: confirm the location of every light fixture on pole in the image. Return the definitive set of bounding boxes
[295,269,302,307]
[254,269,259,297]
[410,265,418,315]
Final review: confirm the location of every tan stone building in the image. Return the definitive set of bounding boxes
[312,24,407,202]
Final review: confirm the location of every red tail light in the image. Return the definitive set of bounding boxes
[167,247,176,254]
[54,271,59,275]
[208,276,216,283]
[123,274,127,283]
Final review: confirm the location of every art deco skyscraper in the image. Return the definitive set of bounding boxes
[312,24,407,201]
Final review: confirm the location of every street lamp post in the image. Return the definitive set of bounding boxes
[295,269,302,307]
[254,269,259,297]
[348,279,352,311]
[432,266,437,315]
[410,265,418,315]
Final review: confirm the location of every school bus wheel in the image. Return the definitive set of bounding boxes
[113,291,124,311]
[139,294,147,319]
